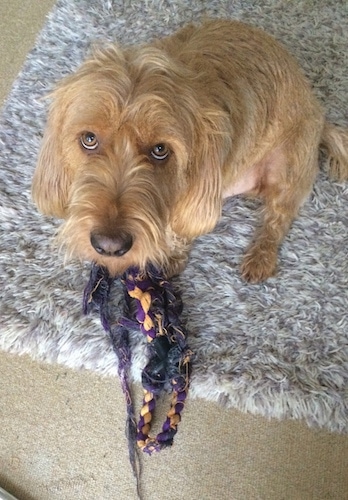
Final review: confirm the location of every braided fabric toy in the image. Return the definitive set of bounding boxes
[83,264,192,459]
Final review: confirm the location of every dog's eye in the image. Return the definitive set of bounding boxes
[150,143,170,161]
[80,132,99,151]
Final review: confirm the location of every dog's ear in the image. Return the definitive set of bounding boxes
[171,118,227,240]
[32,90,72,218]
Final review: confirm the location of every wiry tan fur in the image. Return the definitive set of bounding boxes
[32,20,348,282]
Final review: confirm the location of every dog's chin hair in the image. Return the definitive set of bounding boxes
[56,215,175,277]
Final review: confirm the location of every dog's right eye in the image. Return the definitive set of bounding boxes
[150,143,170,161]
[80,132,99,151]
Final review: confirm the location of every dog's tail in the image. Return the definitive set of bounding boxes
[321,122,348,182]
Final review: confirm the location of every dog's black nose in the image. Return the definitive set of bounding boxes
[90,231,133,257]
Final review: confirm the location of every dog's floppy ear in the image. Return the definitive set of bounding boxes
[171,117,227,240]
[32,89,72,218]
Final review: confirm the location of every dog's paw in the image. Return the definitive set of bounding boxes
[240,244,278,283]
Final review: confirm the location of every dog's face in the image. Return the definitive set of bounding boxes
[32,45,226,276]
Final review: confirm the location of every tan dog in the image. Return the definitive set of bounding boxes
[32,20,348,282]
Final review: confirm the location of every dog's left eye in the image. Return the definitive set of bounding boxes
[80,132,99,151]
[150,143,170,161]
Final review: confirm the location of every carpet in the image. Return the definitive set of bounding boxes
[0,0,347,433]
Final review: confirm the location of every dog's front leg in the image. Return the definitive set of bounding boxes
[240,190,297,282]
[240,139,319,282]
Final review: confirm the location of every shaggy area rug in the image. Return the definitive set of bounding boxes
[0,0,347,433]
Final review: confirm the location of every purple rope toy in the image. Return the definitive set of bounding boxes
[83,264,192,460]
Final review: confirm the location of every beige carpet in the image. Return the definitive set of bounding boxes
[1,2,348,499]
[2,352,348,500]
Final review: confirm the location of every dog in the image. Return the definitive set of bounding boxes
[32,19,348,282]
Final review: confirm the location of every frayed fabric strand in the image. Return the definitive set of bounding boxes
[83,263,192,461]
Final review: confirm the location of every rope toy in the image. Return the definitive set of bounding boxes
[83,264,192,458]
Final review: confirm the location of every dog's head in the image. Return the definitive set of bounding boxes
[32,43,228,276]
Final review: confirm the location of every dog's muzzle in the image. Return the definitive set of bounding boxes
[90,231,133,257]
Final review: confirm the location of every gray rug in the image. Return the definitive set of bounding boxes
[0,0,347,433]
